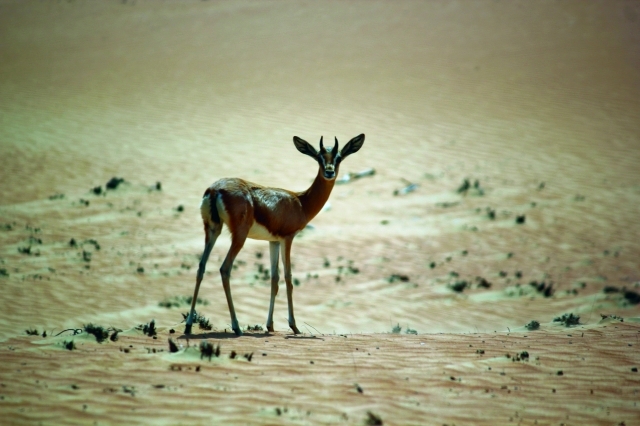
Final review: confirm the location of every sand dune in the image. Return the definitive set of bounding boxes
[1,1,639,424]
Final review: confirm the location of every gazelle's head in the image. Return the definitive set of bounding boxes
[293,134,365,180]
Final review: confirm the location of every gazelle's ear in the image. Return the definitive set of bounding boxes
[339,134,365,159]
[293,136,318,158]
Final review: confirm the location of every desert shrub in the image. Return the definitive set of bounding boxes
[182,311,212,331]
[199,341,220,361]
[553,313,580,327]
[142,320,157,337]
[83,323,109,343]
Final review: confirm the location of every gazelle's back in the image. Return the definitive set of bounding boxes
[204,178,306,241]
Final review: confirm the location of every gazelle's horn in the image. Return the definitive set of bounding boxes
[319,136,325,152]
[333,137,339,153]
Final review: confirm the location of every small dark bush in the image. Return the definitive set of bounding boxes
[181,311,212,330]
[199,341,220,361]
[105,177,125,190]
[525,320,540,331]
[387,274,409,283]
[18,246,32,255]
[83,323,109,343]
[142,320,157,337]
[457,179,470,194]
[624,290,640,305]
[198,316,212,330]
[553,313,580,327]
[476,277,492,288]
[450,280,468,293]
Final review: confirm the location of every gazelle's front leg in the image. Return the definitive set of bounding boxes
[266,241,280,333]
[281,237,301,334]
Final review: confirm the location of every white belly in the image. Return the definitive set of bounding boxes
[247,221,279,241]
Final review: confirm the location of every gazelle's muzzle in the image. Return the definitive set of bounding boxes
[323,164,336,179]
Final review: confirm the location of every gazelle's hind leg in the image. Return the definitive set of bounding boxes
[266,241,280,332]
[281,237,301,334]
[220,229,249,336]
[185,223,221,334]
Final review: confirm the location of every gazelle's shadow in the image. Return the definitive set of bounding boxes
[284,335,324,340]
[177,331,273,340]
[176,331,323,340]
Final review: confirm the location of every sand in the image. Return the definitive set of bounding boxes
[0,0,639,424]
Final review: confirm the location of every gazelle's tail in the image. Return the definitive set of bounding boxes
[200,188,221,229]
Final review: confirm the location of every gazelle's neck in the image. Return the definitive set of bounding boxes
[298,167,336,223]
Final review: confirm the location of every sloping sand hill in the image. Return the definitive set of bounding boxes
[0,1,639,424]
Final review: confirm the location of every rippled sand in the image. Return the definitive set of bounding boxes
[1,1,639,424]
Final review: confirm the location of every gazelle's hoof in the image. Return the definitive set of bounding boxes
[290,324,301,334]
[184,323,193,335]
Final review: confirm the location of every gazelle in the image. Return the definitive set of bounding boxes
[184,134,365,336]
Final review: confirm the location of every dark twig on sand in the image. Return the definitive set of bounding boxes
[336,167,375,185]
[55,328,84,337]
[393,179,418,196]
